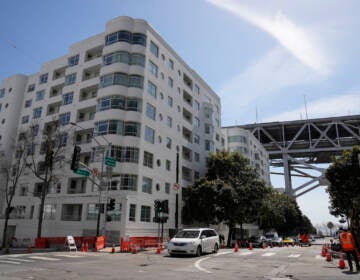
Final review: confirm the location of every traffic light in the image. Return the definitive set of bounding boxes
[107,198,115,211]
[70,145,81,170]
[154,199,162,216]
[162,200,169,214]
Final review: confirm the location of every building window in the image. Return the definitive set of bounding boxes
[194,134,200,144]
[22,115,29,124]
[65,73,77,85]
[99,72,144,89]
[147,81,157,98]
[194,152,200,162]
[39,73,48,84]
[148,60,158,77]
[103,51,145,67]
[167,116,172,128]
[142,177,152,194]
[143,151,153,168]
[97,95,141,112]
[35,90,45,101]
[62,92,73,105]
[94,120,140,137]
[168,59,174,70]
[165,183,170,194]
[194,84,200,95]
[25,99,32,108]
[140,205,151,222]
[44,204,56,220]
[33,107,42,119]
[61,204,82,221]
[129,204,136,221]
[110,146,139,163]
[146,103,156,120]
[194,117,200,128]
[150,41,159,57]
[145,126,155,144]
[167,96,173,107]
[27,84,35,92]
[194,100,200,111]
[228,135,247,144]
[59,112,71,126]
[168,77,173,88]
[166,160,171,171]
[105,30,146,47]
[166,137,172,149]
[0,89,4,98]
[205,140,214,151]
[87,203,100,220]
[68,54,80,67]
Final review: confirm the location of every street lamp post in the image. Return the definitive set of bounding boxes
[70,122,112,237]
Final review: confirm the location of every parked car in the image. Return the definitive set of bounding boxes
[283,237,295,246]
[168,228,220,257]
[248,235,267,248]
[265,232,283,246]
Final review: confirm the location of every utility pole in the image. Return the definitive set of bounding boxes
[175,150,179,232]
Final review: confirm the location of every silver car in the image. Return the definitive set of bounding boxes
[168,228,220,257]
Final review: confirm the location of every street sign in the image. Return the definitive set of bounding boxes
[105,156,116,167]
[74,169,90,176]
[173,183,180,190]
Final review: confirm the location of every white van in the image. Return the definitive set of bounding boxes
[168,228,220,257]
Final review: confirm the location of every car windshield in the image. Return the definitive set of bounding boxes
[175,230,200,238]
[265,234,275,239]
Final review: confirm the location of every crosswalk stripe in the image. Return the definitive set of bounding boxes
[288,254,301,258]
[239,251,254,256]
[53,254,82,258]
[5,257,34,262]
[29,256,60,261]
[262,252,276,257]
[0,260,21,265]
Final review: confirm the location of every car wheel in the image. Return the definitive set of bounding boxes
[196,246,202,257]
[213,243,219,253]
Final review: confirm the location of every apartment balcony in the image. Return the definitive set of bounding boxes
[52,66,67,81]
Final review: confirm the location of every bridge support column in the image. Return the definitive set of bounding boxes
[283,154,293,196]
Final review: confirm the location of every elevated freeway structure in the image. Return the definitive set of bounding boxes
[234,115,360,197]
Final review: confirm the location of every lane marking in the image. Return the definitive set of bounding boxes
[0,260,21,265]
[315,255,323,260]
[262,252,276,257]
[29,256,61,261]
[194,257,212,274]
[288,254,301,258]
[215,251,232,256]
[265,264,287,278]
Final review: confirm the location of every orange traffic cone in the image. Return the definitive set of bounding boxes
[81,242,85,252]
[234,242,239,252]
[338,252,345,269]
[156,243,162,254]
[131,245,137,254]
[262,242,266,249]
[249,242,253,250]
[270,242,273,248]
[85,242,89,252]
[27,245,32,254]
[111,243,115,253]
[326,250,332,262]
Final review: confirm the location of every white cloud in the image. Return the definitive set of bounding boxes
[220,47,324,124]
[264,92,360,122]
[207,0,331,75]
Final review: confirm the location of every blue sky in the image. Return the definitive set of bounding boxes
[1,0,359,226]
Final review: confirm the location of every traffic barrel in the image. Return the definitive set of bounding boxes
[27,245,32,254]
[249,242,253,250]
[81,243,85,252]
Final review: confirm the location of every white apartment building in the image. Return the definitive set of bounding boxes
[0,16,223,244]
[222,127,271,185]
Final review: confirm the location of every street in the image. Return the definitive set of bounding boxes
[0,245,358,280]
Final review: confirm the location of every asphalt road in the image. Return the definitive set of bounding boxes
[0,245,358,280]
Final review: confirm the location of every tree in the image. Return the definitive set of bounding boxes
[326,146,360,248]
[182,150,270,246]
[1,138,29,249]
[258,190,305,237]
[25,120,69,238]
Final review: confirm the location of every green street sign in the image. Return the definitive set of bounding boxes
[105,156,116,167]
[74,169,90,176]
